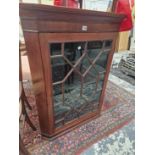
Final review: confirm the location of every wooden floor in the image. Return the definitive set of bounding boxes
[21,55,31,80]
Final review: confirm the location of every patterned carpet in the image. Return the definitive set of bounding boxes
[81,120,135,155]
[22,80,135,155]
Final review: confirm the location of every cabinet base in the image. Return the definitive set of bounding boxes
[40,112,100,140]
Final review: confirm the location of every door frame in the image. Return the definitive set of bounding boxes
[39,32,117,137]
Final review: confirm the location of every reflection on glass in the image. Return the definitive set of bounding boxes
[49,40,112,128]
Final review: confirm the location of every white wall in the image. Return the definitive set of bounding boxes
[83,0,113,12]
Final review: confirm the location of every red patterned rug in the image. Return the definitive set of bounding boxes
[22,81,135,155]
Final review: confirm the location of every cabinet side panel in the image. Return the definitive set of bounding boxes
[23,32,53,135]
[99,33,118,111]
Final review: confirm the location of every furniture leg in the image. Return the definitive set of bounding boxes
[22,89,32,110]
[22,99,36,131]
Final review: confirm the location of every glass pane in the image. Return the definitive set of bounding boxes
[49,40,112,128]
[105,40,112,48]
[95,51,109,72]
[51,57,66,82]
[49,43,61,55]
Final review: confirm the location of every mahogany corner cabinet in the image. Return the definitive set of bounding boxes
[19,3,125,138]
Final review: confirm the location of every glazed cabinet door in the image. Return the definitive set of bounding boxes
[39,33,116,130]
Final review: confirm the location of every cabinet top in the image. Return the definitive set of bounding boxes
[20,3,125,23]
[19,3,126,33]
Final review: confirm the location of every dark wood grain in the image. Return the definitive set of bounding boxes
[23,32,54,135]
[20,3,125,138]
[21,20,120,33]
[19,3,126,33]
[99,35,118,112]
